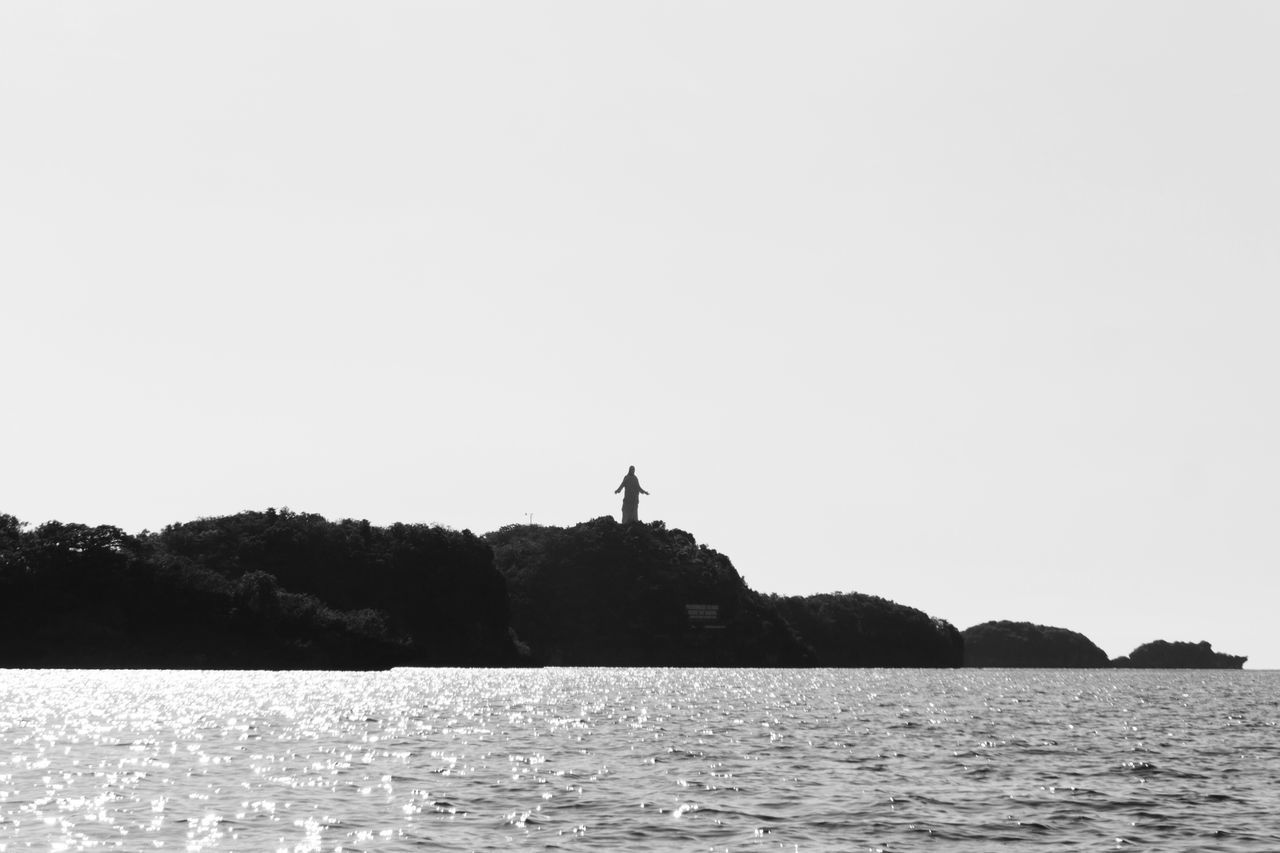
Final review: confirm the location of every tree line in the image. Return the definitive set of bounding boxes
[0,510,517,668]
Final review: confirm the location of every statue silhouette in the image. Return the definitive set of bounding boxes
[614,465,650,524]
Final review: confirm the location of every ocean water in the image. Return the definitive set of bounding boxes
[0,668,1277,851]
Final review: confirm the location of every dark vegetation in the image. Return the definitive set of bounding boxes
[962,620,1247,669]
[963,621,1110,667]
[0,510,517,668]
[486,518,814,665]
[771,592,963,667]
[1112,640,1247,669]
[1,508,1250,670]
[486,519,963,667]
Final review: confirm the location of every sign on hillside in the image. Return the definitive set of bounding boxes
[685,604,721,627]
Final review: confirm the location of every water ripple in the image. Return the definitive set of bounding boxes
[0,668,1277,850]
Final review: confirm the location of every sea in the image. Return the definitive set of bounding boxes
[0,668,1276,852]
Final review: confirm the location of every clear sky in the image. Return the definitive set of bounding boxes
[3,3,1277,667]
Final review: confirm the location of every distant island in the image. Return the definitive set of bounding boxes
[1111,640,1247,669]
[0,510,1248,669]
[962,621,1246,669]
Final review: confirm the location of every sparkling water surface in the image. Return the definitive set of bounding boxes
[1,668,1277,851]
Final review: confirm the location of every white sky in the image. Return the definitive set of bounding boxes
[3,2,1277,667]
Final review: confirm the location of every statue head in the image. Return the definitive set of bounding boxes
[628,465,636,474]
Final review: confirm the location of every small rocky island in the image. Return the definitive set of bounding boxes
[1111,640,1247,669]
[963,620,1246,669]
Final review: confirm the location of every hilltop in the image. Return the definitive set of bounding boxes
[485,518,811,665]
[485,517,963,667]
[771,592,962,667]
[963,621,1110,667]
